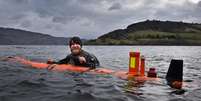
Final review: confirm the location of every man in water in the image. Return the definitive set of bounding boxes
[48,36,100,69]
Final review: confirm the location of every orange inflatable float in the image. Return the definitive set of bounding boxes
[5,51,183,89]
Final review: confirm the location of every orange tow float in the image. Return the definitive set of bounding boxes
[6,51,183,89]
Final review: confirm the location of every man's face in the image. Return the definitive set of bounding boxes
[70,42,81,55]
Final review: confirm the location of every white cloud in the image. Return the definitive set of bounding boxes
[189,0,201,3]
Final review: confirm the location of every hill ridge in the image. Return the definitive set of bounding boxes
[0,27,70,45]
[86,20,201,45]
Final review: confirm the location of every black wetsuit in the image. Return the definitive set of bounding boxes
[54,50,100,69]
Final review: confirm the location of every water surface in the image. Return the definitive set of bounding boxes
[0,45,201,101]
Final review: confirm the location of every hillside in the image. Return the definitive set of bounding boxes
[0,27,70,45]
[86,20,201,45]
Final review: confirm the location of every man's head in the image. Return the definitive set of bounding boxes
[69,36,82,55]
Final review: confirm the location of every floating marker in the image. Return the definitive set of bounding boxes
[129,52,140,76]
[147,68,157,77]
[140,55,145,76]
[166,59,183,89]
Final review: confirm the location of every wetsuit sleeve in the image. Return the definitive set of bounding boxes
[53,55,71,64]
[85,54,100,69]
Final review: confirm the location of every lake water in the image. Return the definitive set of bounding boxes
[0,45,201,101]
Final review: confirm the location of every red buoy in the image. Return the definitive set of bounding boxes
[140,56,145,76]
[147,68,157,78]
[129,52,140,76]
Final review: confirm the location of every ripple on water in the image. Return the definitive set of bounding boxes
[1,46,201,101]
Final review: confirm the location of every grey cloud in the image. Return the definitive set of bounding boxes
[0,0,201,39]
[198,1,201,7]
[20,20,32,28]
[108,3,122,11]
[52,16,68,24]
[153,0,201,22]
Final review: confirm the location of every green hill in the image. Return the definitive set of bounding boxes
[86,20,201,45]
[0,27,71,45]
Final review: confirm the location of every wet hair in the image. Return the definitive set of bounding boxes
[69,36,82,47]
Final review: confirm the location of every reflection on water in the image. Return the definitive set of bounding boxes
[0,45,201,101]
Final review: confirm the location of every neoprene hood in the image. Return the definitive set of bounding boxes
[69,36,82,47]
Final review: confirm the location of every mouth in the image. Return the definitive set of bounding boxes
[71,48,80,54]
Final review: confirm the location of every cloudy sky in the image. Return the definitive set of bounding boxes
[0,0,201,39]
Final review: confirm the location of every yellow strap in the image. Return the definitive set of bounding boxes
[130,57,136,68]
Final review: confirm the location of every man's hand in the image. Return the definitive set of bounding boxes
[47,59,54,64]
[78,56,86,64]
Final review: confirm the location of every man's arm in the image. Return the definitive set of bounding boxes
[47,55,70,64]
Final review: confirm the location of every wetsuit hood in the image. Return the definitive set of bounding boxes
[69,36,82,47]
